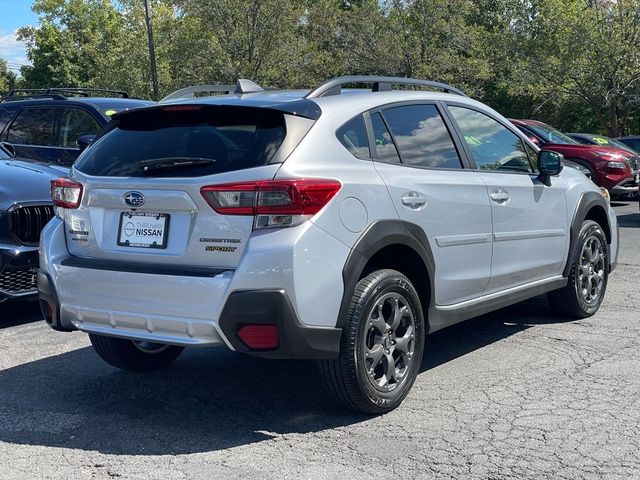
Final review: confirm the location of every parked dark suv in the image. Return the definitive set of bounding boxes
[0,88,153,165]
[511,119,637,197]
[0,88,152,302]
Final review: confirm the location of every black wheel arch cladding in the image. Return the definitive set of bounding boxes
[338,220,435,330]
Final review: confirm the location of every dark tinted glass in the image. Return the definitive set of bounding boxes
[336,115,370,159]
[6,107,57,146]
[0,108,14,133]
[449,106,532,173]
[75,106,286,177]
[382,105,461,169]
[58,108,101,148]
[370,112,400,164]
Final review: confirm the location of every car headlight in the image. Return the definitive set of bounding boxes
[608,161,627,169]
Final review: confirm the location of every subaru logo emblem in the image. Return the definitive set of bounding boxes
[124,191,145,207]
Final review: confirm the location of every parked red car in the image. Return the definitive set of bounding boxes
[511,119,637,196]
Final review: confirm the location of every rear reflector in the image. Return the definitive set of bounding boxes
[237,324,279,350]
[200,179,341,218]
[51,178,83,209]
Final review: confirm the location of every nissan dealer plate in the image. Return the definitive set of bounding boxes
[118,212,169,249]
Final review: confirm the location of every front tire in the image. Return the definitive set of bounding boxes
[319,269,425,414]
[548,220,608,318]
[89,334,184,371]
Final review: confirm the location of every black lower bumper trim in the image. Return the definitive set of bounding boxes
[219,290,342,360]
[37,269,73,332]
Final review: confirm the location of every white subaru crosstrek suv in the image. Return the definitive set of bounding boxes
[39,76,618,414]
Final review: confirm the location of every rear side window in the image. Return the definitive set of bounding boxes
[6,107,57,146]
[336,115,369,159]
[382,104,462,169]
[449,106,533,173]
[75,106,287,177]
[57,108,101,148]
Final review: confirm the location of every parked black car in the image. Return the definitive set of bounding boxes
[0,143,66,302]
[0,88,153,165]
[0,89,153,302]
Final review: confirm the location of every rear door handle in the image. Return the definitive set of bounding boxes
[489,188,510,204]
[401,192,427,209]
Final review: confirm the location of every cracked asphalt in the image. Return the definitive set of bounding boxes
[1,202,638,480]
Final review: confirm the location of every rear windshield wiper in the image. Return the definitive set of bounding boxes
[138,157,216,174]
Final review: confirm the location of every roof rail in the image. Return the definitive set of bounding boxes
[3,87,129,101]
[160,79,264,103]
[160,84,235,102]
[304,76,468,99]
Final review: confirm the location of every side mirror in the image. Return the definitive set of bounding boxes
[538,149,564,186]
[77,134,96,151]
[1,142,16,157]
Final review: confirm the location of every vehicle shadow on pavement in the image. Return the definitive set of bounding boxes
[422,295,575,371]
[0,297,577,456]
[0,300,42,329]
[617,212,640,228]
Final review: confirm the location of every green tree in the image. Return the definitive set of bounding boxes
[506,0,640,136]
[0,59,18,94]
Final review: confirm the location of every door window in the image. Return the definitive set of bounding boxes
[6,107,57,146]
[449,106,533,173]
[57,108,101,148]
[370,112,401,164]
[381,104,462,169]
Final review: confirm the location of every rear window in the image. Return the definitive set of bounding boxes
[74,106,287,177]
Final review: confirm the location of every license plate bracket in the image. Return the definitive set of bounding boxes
[117,212,169,249]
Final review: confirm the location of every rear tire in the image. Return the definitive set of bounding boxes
[89,334,184,372]
[548,220,608,318]
[318,269,425,414]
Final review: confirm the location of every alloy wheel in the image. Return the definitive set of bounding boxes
[362,292,416,392]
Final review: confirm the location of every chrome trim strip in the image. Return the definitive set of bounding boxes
[494,229,566,242]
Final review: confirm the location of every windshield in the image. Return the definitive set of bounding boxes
[583,134,638,154]
[74,106,287,177]
[527,123,579,145]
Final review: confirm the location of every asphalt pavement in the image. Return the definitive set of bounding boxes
[1,202,638,480]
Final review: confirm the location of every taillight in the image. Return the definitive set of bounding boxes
[201,179,341,229]
[51,178,83,209]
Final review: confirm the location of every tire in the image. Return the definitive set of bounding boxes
[548,220,608,318]
[89,334,184,372]
[318,269,425,414]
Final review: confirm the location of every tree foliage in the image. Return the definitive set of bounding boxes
[14,0,640,135]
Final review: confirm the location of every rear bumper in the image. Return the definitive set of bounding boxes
[38,219,345,359]
[38,266,341,358]
[0,243,39,302]
[39,258,234,347]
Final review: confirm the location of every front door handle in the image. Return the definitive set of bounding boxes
[401,192,427,209]
[490,188,510,204]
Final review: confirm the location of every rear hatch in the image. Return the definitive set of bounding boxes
[57,104,315,268]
